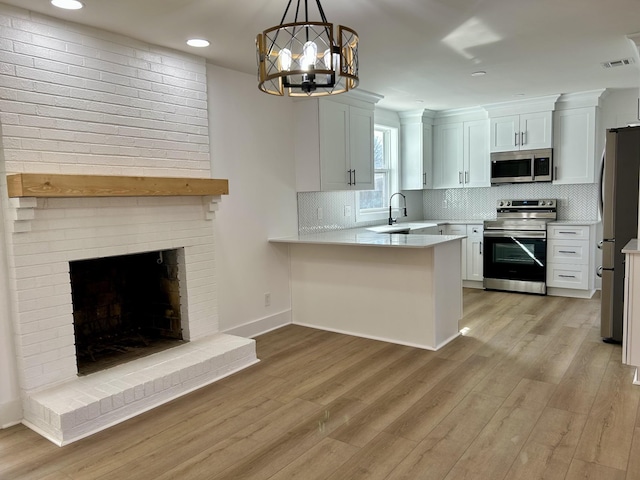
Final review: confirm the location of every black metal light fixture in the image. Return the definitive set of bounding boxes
[256,0,359,97]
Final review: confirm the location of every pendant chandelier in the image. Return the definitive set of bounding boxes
[256,0,359,97]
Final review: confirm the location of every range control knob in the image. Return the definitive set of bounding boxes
[506,201,511,206]
[498,201,504,207]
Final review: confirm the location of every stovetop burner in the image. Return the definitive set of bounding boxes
[485,198,557,231]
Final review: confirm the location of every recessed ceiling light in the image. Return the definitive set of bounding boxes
[471,71,486,77]
[51,0,84,10]
[187,39,210,48]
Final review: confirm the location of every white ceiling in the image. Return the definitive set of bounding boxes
[4,0,640,111]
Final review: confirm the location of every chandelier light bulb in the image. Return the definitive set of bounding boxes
[324,48,340,71]
[279,48,292,71]
[301,41,318,70]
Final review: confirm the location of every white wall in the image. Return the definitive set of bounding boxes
[600,88,639,128]
[207,65,298,336]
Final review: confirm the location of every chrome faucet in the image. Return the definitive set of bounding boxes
[388,192,407,225]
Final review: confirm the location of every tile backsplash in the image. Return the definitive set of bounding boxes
[298,183,599,233]
[423,183,599,221]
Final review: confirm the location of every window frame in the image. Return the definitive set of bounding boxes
[355,124,400,224]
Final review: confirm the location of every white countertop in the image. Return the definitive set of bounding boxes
[623,239,640,254]
[269,230,465,249]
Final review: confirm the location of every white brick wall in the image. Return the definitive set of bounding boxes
[0,5,224,397]
[9,196,221,392]
[0,4,211,177]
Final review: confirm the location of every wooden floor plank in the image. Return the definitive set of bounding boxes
[573,356,640,471]
[384,391,504,480]
[323,432,417,480]
[565,459,626,480]
[442,379,555,480]
[547,338,612,414]
[266,438,358,480]
[503,407,588,480]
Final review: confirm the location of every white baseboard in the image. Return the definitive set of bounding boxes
[223,310,292,339]
[0,399,23,429]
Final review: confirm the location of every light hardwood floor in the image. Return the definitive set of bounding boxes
[2,288,640,479]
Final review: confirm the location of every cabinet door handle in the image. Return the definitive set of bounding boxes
[514,132,518,146]
[559,250,577,254]
[423,172,427,185]
[347,169,353,185]
[465,171,469,184]
[458,171,463,184]
[558,231,577,234]
[521,131,526,145]
[559,274,577,279]
[353,169,356,186]
[479,241,482,255]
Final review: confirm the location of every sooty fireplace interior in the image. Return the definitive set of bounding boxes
[70,248,185,375]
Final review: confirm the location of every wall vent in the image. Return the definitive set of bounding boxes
[601,58,635,68]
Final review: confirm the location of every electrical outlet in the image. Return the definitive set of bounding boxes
[317,207,323,220]
[264,292,271,307]
[344,205,352,217]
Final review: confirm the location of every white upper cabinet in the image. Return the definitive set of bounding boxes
[463,119,491,188]
[484,95,559,153]
[433,122,463,189]
[552,90,606,185]
[489,111,553,152]
[399,109,435,190]
[433,109,490,189]
[294,90,382,192]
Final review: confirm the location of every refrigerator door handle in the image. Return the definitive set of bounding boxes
[597,265,614,278]
[598,146,605,219]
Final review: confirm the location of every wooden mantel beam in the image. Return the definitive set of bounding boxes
[7,173,229,198]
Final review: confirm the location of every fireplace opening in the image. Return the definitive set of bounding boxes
[70,249,186,375]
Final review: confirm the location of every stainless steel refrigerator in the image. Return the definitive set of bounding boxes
[600,125,640,343]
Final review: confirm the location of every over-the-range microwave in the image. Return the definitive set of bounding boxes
[490,148,553,185]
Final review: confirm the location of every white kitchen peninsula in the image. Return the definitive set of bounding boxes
[270,230,464,350]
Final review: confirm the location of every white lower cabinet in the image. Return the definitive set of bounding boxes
[443,224,483,283]
[466,225,484,282]
[546,223,596,296]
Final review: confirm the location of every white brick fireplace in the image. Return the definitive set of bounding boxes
[0,5,258,444]
[5,192,257,445]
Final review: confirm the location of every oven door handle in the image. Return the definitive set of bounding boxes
[483,230,547,239]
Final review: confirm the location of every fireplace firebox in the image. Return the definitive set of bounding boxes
[70,249,185,375]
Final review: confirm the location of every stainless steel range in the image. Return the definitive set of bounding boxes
[483,199,557,295]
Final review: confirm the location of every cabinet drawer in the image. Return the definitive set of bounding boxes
[547,239,588,264]
[445,224,466,235]
[547,264,589,289]
[466,224,483,236]
[547,224,590,240]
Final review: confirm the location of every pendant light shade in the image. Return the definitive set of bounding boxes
[256,0,359,97]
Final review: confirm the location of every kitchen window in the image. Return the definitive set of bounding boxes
[356,125,399,223]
